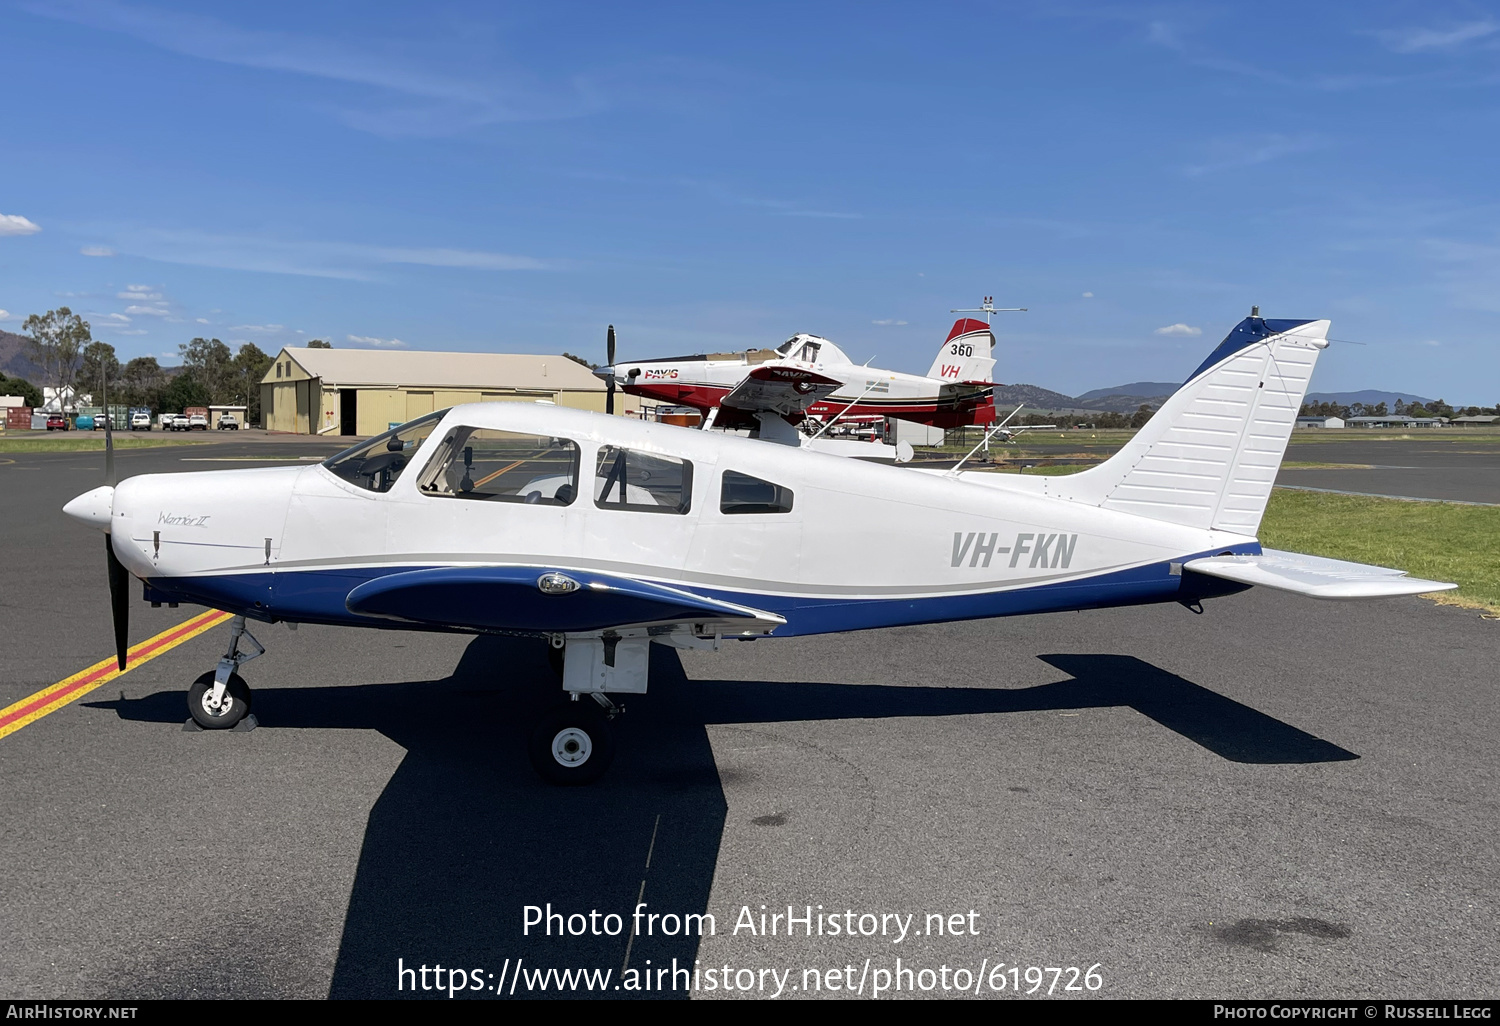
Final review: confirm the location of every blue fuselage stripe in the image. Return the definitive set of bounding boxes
[143,543,1259,637]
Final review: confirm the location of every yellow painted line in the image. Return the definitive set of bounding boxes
[0,609,233,741]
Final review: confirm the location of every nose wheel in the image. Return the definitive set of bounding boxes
[185,614,263,730]
[528,702,615,785]
[188,671,252,729]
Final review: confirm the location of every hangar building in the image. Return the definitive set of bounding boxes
[260,347,637,435]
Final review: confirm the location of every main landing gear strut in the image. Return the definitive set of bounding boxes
[187,615,263,730]
[527,633,649,786]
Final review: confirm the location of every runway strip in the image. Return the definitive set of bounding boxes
[1275,484,1500,507]
[0,609,232,741]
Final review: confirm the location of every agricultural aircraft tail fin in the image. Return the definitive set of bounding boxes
[928,318,997,384]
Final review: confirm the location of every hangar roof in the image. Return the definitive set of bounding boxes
[263,347,603,391]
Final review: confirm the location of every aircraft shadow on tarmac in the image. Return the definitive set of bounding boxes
[89,639,1355,999]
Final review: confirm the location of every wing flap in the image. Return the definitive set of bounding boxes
[1184,548,1457,599]
[720,366,842,415]
[345,566,785,633]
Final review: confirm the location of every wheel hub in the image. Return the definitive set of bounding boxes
[551,727,592,767]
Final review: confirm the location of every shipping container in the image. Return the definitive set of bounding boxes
[5,406,32,430]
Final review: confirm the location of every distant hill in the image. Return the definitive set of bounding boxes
[1304,389,1436,407]
[1076,381,1179,401]
[991,383,1088,413]
[0,330,44,381]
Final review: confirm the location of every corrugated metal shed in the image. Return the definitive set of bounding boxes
[264,348,603,391]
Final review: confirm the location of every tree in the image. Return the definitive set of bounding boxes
[80,341,121,405]
[1130,403,1155,429]
[159,372,211,414]
[23,307,91,411]
[561,352,598,370]
[179,337,235,403]
[120,357,167,409]
[306,339,332,349]
[0,372,44,408]
[231,343,274,424]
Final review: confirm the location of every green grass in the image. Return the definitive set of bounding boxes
[0,434,213,453]
[1260,490,1500,613]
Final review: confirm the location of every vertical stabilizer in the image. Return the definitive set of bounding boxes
[928,319,997,383]
[1051,316,1330,534]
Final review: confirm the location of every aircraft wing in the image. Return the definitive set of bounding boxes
[345,565,786,633]
[1183,548,1457,599]
[720,365,843,416]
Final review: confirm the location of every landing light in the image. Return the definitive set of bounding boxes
[537,572,581,595]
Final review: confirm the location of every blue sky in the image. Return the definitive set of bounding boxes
[2,1,1497,401]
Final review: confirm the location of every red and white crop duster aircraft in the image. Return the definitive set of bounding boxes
[65,312,1455,784]
[597,301,1024,456]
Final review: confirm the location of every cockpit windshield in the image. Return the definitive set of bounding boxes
[322,410,449,493]
[776,336,821,362]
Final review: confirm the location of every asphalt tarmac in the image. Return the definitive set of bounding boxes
[1,436,1495,1000]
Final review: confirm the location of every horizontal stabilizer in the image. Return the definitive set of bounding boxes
[346,566,786,633]
[1183,548,1457,600]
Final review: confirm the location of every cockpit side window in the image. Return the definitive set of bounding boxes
[416,427,579,505]
[322,410,448,493]
[720,470,794,514]
[594,446,692,514]
[797,341,821,363]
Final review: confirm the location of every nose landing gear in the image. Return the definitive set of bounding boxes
[186,615,263,730]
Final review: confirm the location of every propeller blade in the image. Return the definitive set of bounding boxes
[606,324,617,415]
[102,369,116,487]
[106,535,129,671]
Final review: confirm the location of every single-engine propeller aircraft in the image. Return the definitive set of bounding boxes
[65,312,1455,783]
[597,314,1008,439]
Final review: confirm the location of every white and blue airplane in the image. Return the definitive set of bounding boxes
[64,313,1455,783]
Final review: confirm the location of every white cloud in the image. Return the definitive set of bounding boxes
[117,329,149,336]
[346,334,407,348]
[93,228,550,280]
[195,317,210,324]
[26,0,609,139]
[1184,133,1322,177]
[1082,292,1094,298]
[1375,21,1498,53]
[106,313,131,322]
[1424,339,1441,347]
[125,305,171,316]
[1155,323,1202,336]
[871,319,908,326]
[0,309,13,320]
[229,323,286,333]
[0,213,41,236]
[81,245,115,257]
[117,289,163,300]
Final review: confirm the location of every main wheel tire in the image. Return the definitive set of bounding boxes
[528,703,614,785]
[187,671,252,729]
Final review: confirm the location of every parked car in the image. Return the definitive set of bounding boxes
[46,414,68,431]
[189,413,208,430]
[166,414,192,432]
[217,413,240,430]
[130,411,153,431]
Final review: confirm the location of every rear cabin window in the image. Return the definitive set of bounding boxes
[720,470,794,514]
[417,427,580,505]
[594,446,692,514]
[322,410,447,493]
